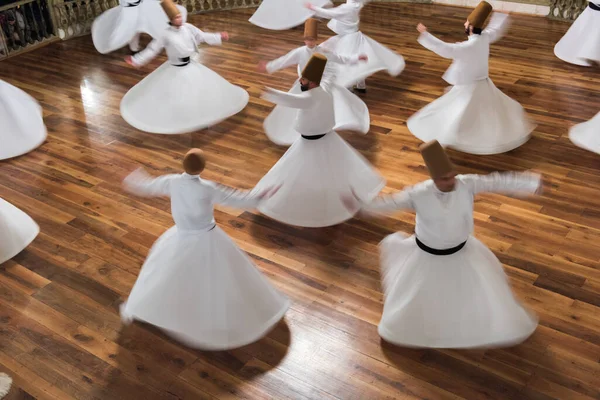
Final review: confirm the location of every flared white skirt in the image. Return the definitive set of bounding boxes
[256,131,385,227]
[0,80,47,160]
[378,233,538,348]
[554,6,600,66]
[91,2,186,54]
[264,80,370,146]
[320,31,405,87]
[0,198,39,265]
[120,60,249,134]
[121,226,290,350]
[407,78,535,155]
[569,111,600,154]
[248,0,332,30]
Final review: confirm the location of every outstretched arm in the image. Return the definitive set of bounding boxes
[264,47,304,74]
[308,3,350,20]
[211,183,280,209]
[416,23,469,59]
[188,24,225,46]
[342,188,415,215]
[461,172,542,196]
[484,12,511,44]
[130,36,166,67]
[322,49,364,66]
[123,168,175,197]
[261,87,314,109]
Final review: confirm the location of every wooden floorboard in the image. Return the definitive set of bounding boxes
[1,3,599,399]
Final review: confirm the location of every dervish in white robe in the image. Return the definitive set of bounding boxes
[121,150,290,350]
[120,0,248,134]
[0,79,47,160]
[344,140,540,348]
[254,53,385,227]
[408,4,535,155]
[260,19,370,145]
[0,198,39,265]
[554,0,600,66]
[91,0,187,54]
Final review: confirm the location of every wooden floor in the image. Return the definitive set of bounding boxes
[1,3,599,399]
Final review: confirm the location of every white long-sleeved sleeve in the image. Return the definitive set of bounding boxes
[188,24,222,46]
[362,190,415,213]
[312,4,351,20]
[266,47,304,74]
[322,49,360,66]
[484,13,510,44]
[261,87,314,109]
[211,183,263,209]
[417,32,470,60]
[123,168,176,197]
[461,172,541,196]
[131,36,166,66]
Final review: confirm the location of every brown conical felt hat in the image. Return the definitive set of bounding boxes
[161,0,181,20]
[419,140,455,179]
[304,18,318,39]
[467,1,493,29]
[183,149,206,175]
[301,53,327,85]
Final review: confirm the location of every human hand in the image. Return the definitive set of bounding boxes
[417,23,427,33]
[358,54,368,62]
[221,32,229,41]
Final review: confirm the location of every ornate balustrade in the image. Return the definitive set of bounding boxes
[548,0,587,19]
[0,0,56,59]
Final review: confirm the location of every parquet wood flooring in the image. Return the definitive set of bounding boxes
[1,3,599,399]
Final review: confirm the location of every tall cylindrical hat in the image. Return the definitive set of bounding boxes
[301,53,327,85]
[183,149,206,175]
[161,0,181,20]
[304,18,318,39]
[467,1,493,29]
[419,140,455,179]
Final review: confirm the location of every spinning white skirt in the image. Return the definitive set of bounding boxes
[407,78,535,155]
[569,111,600,154]
[320,31,405,87]
[378,233,538,348]
[264,81,370,146]
[249,0,332,30]
[120,59,249,134]
[0,198,39,265]
[0,80,47,160]
[554,4,600,66]
[256,131,385,227]
[92,0,186,54]
[121,226,290,350]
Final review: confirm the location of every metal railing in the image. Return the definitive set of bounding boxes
[0,0,56,59]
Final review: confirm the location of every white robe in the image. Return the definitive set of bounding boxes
[91,0,187,54]
[249,0,332,30]
[554,0,600,66]
[362,172,540,348]
[407,14,535,155]
[255,66,385,227]
[0,198,39,265]
[570,111,600,154]
[120,23,249,134]
[0,79,47,160]
[121,169,290,350]
[264,46,370,145]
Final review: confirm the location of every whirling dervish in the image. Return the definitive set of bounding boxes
[343,140,541,349]
[258,18,370,145]
[0,197,39,265]
[254,54,385,227]
[305,0,405,93]
[554,0,600,66]
[121,149,290,350]
[407,2,535,155]
[120,0,249,134]
[569,111,600,154]
[91,0,187,54]
[0,79,47,160]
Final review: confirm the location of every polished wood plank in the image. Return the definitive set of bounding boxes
[1,3,600,399]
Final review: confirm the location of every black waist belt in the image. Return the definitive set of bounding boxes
[209,224,216,231]
[301,134,326,140]
[589,2,600,10]
[124,0,141,6]
[415,237,466,255]
[173,57,191,67]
